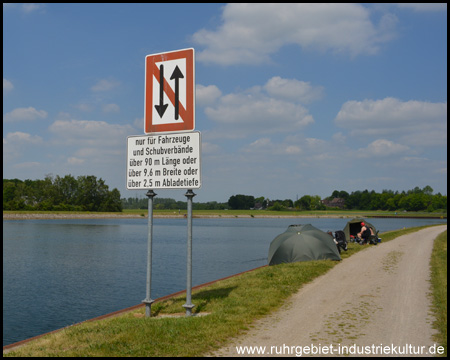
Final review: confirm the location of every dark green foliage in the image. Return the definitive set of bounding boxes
[324,186,446,212]
[120,197,228,210]
[228,194,255,210]
[3,175,122,212]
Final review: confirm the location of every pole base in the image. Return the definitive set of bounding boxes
[182,303,195,316]
[143,298,155,317]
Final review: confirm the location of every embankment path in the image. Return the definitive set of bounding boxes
[211,225,447,357]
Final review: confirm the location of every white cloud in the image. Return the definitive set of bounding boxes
[3,107,48,122]
[49,119,133,146]
[193,3,396,65]
[246,137,272,150]
[73,147,122,158]
[401,129,447,147]
[21,3,43,13]
[242,136,339,159]
[133,117,144,130]
[3,78,14,95]
[196,84,222,107]
[206,94,313,135]
[4,131,43,144]
[201,141,221,154]
[264,77,324,104]
[67,157,85,165]
[91,79,120,92]
[285,145,302,155]
[3,3,44,13]
[44,119,134,176]
[203,76,318,136]
[102,103,120,113]
[396,4,447,12]
[357,139,410,158]
[13,161,42,169]
[74,103,94,112]
[247,137,303,156]
[335,97,447,144]
[3,131,44,161]
[336,98,446,126]
[332,132,347,144]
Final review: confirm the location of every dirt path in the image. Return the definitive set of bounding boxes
[211,225,446,357]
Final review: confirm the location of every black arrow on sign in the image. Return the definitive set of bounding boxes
[170,65,184,120]
[154,64,168,118]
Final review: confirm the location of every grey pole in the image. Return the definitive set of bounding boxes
[183,189,196,316]
[143,189,156,317]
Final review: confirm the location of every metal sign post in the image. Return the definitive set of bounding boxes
[142,189,157,317]
[182,189,196,316]
[129,48,200,319]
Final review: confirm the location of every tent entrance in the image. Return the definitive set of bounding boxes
[349,222,363,237]
[343,218,377,242]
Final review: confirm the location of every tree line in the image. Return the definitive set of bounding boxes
[123,185,446,213]
[3,175,122,212]
[326,186,446,212]
[227,186,446,212]
[122,197,227,211]
[3,175,446,213]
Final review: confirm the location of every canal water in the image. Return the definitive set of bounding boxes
[3,217,446,346]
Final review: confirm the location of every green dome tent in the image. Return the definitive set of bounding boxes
[268,224,341,266]
[342,218,376,241]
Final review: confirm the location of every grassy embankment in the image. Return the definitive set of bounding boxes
[123,208,447,218]
[3,209,446,219]
[4,225,447,357]
[430,229,447,356]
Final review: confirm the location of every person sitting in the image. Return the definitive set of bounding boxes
[357,222,374,244]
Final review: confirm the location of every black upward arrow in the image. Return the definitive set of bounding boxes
[154,64,168,118]
[170,65,184,120]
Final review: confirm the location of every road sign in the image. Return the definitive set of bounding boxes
[127,131,201,190]
[145,48,195,133]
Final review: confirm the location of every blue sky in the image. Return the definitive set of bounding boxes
[3,3,447,203]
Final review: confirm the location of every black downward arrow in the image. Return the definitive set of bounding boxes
[154,64,168,118]
[170,65,184,120]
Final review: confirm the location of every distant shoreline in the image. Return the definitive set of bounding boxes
[3,212,445,220]
[3,213,345,220]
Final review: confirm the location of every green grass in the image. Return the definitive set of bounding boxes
[430,230,447,356]
[4,225,447,357]
[4,261,335,357]
[124,208,446,218]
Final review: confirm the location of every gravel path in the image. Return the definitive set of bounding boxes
[211,225,446,357]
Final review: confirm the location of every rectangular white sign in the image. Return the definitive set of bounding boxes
[127,131,201,190]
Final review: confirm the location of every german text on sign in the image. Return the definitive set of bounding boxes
[127,132,201,190]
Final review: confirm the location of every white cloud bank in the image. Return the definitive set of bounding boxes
[3,107,48,122]
[3,78,14,95]
[201,76,323,137]
[193,3,397,65]
[335,97,447,146]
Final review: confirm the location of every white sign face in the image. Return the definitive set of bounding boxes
[152,57,186,126]
[127,131,201,190]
